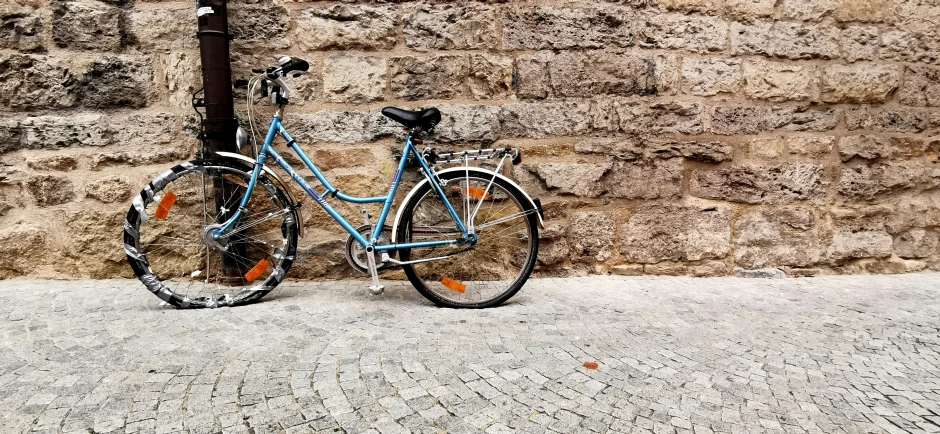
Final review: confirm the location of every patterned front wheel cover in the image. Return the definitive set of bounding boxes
[124,159,298,308]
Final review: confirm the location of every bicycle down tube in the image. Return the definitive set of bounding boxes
[213,116,469,253]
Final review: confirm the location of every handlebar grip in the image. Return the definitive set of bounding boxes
[281,58,309,74]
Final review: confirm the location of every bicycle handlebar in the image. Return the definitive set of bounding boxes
[244,56,311,104]
[280,58,309,75]
[263,57,309,80]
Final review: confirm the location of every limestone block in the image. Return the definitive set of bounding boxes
[733,207,823,268]
[25,175,74,207]
[690,163,828,204]
[0,54,78,109]
[79,55,153,109]
[501,6,635,50]
[568,211,616,262]
[681,58,742,96]
[820,63,901,103]
[20,115,109,150]
[295,5,397,51]
[742,60,816,102]
[468,53,513,100]
[637,12,728,53]
[390,55,468,101]
[620,205,731,264]
[604,159,683,199]
[85,176,130,203]
[52,0,122,51]
[781,0,837,21]
[838,135,929,161]
[523,163,610,197]
[322,55,386,104]
[128,7,196,51]
[894,228,939,258]
[898,66,940,107]
[501,100,593,138]
[845,107,932,133]
[403,3,498,50]
[840,26,880,62]
[770,22,841,60]
[0,3,43,51]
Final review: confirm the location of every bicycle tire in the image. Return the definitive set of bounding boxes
[397,169,539,308]
[124,158,299,308]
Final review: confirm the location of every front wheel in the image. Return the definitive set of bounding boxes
[397,169,539,308]
[124,159,299,308]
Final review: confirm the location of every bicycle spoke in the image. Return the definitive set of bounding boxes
[475,210,535,231]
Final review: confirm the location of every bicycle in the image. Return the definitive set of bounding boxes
[123,56,544,309]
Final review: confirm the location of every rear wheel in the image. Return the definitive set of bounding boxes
[124,159,299,308]
[397,169,539,308]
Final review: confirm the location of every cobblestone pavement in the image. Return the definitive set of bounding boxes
[1,275,940,434]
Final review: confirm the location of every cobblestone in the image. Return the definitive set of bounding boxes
[0,275,939,433]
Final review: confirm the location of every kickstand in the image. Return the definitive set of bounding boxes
[365,246,384,295]
[361,208,384,295]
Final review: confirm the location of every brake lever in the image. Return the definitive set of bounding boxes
[264,66,280,80]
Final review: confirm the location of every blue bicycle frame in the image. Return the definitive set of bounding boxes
[213,114,469,253]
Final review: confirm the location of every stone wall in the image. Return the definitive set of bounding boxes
[1,0,939,279]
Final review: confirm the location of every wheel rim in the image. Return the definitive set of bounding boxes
[403,175,536,305]
[128,163,295,307]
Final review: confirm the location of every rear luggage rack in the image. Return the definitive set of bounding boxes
[424,147,521,165]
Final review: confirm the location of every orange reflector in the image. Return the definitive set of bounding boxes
[584,361,599,370]
[441,276,466,293]
[154,192,178,220]
[244,259,270,283]
[466,186,490,200]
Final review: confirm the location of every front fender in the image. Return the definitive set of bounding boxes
[390,167,544,243]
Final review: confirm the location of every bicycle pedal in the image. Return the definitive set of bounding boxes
[369,285,385,295]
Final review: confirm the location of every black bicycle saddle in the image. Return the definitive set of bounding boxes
[381,107,441,132]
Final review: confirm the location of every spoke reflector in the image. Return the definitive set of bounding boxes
[441,276,466,293]
[244,259,270,283]
[154,192,178,220]
[466,186,490,200]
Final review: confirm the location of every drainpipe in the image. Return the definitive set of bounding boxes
[196,0,236,155]
[196,0,243,276]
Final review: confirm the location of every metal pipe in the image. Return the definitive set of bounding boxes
[196,0,242,276]
[197,0,237,155]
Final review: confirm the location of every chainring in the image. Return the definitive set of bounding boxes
[345,225,391,274]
